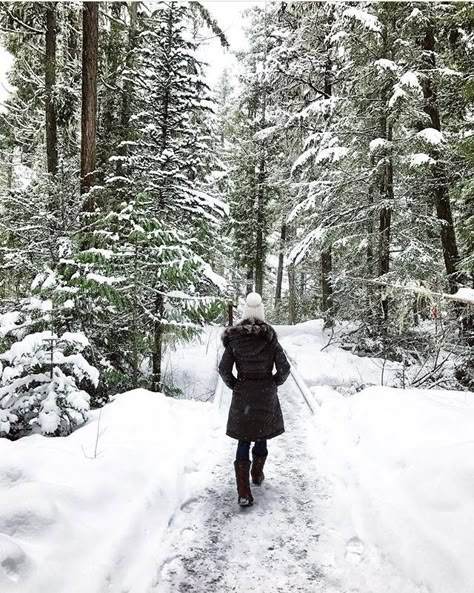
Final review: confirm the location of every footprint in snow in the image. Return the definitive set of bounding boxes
[0,468,28,486]
[345,536,365,565]
[180,527,195,542]
[0,533,29,583]
[159,555,183,582]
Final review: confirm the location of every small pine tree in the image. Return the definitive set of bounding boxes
[0,327,97,438]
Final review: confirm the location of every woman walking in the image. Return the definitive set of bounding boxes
[218,292,290,506]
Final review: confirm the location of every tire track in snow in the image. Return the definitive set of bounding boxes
[151,382,343,593]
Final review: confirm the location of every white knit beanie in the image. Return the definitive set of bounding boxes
[242,292,265,322]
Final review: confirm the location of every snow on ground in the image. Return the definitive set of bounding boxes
[278,319,402,393]
[281,321,474,593]
[0,390,223,593]
[308,385,474,593]
[161,327,221,401]
[153,381,333,593]
[1,319,474,593]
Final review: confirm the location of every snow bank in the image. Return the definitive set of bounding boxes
[277,320,402,393]
[0,389,223,593]
[309,385,474,593]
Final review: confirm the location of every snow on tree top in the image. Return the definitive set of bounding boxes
[31,269,57,291]
[82,248,115,260]
[86,273,125,286]
[60,332,90,350]
[0,312,21,339]
[369,138,390,153]
[407,7,424,22]
[389,85,406,108]
[254,126,278,142]
[296,98,336,122]
[329,31,347,44]
[400,71,421,89]
[202,263,227,292]
[416,128,444,145]
[439,68,463,77]
[24,298,53,312]
[294,146,348,172]
[342,8,381,32]
[375,59,398,72]
[408,153,436,167]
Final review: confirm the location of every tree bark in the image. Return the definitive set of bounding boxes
[420,24,461,294]
[377,118,394,322]
[321,38,334,328]
[80,1,99,205]
[45,3,58,178]
[254,155,265,295]
[152,294,164,392]
[254,8,269,297]
[246,267,254,295]
[321,249,334,325]
[288,262,296,324]
[376,12,395,323]
[97,3,122,178]
[117,1,138,177]
[275,222,286,301]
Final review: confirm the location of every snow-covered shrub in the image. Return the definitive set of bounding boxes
[0,331,98,438]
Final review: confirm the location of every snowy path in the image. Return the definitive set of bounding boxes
[151,381,338,593]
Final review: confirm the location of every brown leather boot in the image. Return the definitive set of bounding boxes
[251,453,267,485]
[234,460,254,506]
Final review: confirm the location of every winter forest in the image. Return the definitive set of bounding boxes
[0,1,474,592]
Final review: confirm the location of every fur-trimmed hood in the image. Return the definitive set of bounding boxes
[222,319,277,350]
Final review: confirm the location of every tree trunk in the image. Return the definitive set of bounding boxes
[157,4,174,208]
[254,155,265,295]
[321,15,334,328]
[321,249,334,326]
[6,148,13,190]
[97,3,122,178]
[254,10,268,297]
[376,14,395,324]
[246,267,254,295]
[61,6,80,156]
[288,263,296,325]
[378,118,393,322]
[81,1,99,206]
[275,222,286,301]
[152,294,164,392]
[132,241,139,389]
[117,1,138,178]
[45,3,58,179]
[420,24,461,294]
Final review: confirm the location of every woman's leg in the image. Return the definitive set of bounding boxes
[234,441,253,506]
[251,440,268,485]
[236,440,251,461]
[252,439,268,457]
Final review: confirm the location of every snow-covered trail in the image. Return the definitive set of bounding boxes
[151,381,339,593]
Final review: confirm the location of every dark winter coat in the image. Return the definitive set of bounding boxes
[218,319,291,442]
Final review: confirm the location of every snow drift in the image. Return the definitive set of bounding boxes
[309,385,474,593]
[0,389,223,593]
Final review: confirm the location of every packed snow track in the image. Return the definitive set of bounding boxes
[151,380,335,593]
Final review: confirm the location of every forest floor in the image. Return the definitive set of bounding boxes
[1,322,473,593]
